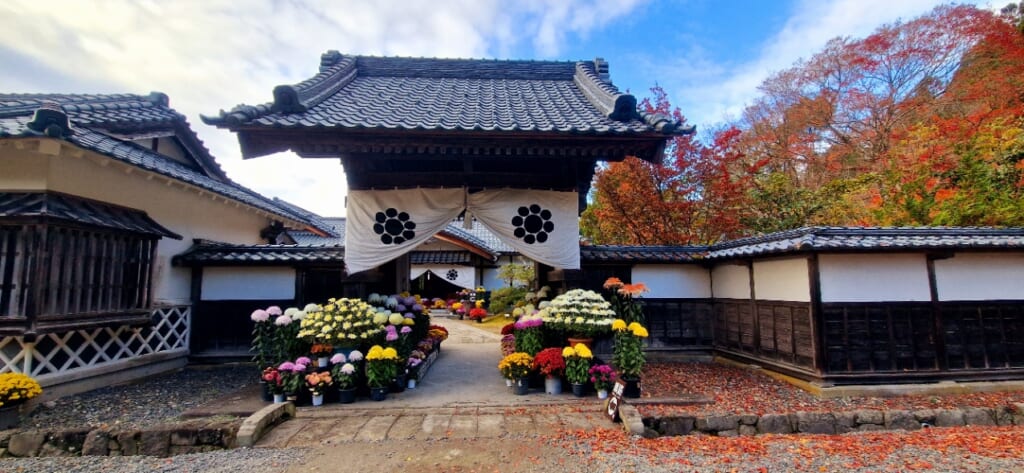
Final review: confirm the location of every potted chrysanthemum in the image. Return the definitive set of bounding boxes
[498,352,534,395]
[533,347,566,395]
[0,372,42,429]
[305,371,333,406]
[563,343,593,397]
[588,364,616,399]
[365,345,399,401]
[331,353,359,404]
[611,319,648,398]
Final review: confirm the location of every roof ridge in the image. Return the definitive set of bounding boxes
[573,59,640,122]
[272,51,358,113]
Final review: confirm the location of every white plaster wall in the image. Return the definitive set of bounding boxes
[632,264,711,298]
[819,253,931,302]
[711,264,751,300]
[39,149,276,304]
[481,266,504,290]
[201,267,296,300]
[935,252,1024,301]
[753,258,810,302]
[0,147,48,190]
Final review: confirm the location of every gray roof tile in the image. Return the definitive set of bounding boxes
[410,251,473,265]
[0,192,181,239]
[203,53,692,137]
[173,240,344,266]
[0,93,334,235]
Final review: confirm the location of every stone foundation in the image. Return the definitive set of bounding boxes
[644,403,1024,437]
[0,418,240,458]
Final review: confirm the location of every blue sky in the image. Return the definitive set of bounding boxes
[0,0,993,216]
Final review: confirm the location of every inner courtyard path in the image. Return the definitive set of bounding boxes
[255,319,609,450]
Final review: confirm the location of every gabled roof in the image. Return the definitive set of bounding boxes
[0,191,181,239]
[202,52,692,161]
[0,92,228,181]
[0,93,334,235]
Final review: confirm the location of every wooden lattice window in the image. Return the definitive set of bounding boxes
[0,223,159,335]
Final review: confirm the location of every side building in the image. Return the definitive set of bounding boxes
[0,93,333,397]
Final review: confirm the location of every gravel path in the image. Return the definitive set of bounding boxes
[23,364,254,430]
[1,447,306,473]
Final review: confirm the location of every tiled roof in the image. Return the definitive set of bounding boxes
[173,240,345,266]
[455,219,515,253]
[0,93,334,235]
[581,245,707,263]
[203,52,692,137]
[0,192,181,239]
[0,92,227,180]
[706,227,1024,259]
[410,251,473,265]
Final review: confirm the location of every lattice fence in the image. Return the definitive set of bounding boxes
[0,305,190,381]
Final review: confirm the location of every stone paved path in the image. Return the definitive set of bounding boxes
[256,406,611,447]
[255,319,616,447]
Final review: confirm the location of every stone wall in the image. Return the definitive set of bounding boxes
[0,418,240,458]
[644,404,1024,437]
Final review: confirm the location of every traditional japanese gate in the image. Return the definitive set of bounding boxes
[205,52,690,293]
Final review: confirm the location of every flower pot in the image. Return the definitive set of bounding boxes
[622,377,642,398]
[370,386,388,401]
[407,378,417,389]
[273,393,286,404]
[513,377,530,395]
[259,380,273,402]
[475,318,483,324]
[391,373,407,393]
[505,379,513,387]
[544,376,562,395]
[338,387,357,404]
[0,404,21,430]
[597,389,609,400]
[318,357,329,368]
[312,394,324,406]
[285,392,299,404]
[567,337,594,349]
[571,382,587,397]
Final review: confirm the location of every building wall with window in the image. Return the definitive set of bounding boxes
[4,146,274,304]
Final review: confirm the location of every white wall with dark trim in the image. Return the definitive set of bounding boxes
[711,263,750,299]
[819,253,931,302]
[201,267,296,300]
[633,264,711,298]
[934,252,1024,301]
[752,257,810,302]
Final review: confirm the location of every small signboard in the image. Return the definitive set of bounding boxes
[605,379,626,422]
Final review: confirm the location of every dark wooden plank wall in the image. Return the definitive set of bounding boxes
[713,298,816,371]
[641,298,713,349]
[0,224,156,332]
[821,301,1024,375]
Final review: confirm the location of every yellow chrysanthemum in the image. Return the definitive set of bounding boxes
[631,325,649,338]
[611,319,627,331]
[627,322,642,332]
[366,345,384,360]
[383,347,399,359]
[562,346,576,358]
[573,343,593,358]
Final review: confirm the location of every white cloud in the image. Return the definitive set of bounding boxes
[0,0,643,216]
[653,0,988,129]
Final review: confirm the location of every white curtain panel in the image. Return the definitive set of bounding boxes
[468,189,580,269]
[410,265,476,290]
[344,188,465,274]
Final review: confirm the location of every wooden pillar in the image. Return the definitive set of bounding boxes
[394,253,411,294]
[927,253,949,371]
[807,254,825,376]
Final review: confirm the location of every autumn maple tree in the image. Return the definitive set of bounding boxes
[581,87,762,245]
[585,4,1024,244]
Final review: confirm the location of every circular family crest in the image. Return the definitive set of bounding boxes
[446,269,459,281]
[373,208,416,245]
[511,204,554,244]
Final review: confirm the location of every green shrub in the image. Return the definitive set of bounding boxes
[488,286,529,314]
